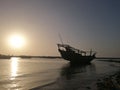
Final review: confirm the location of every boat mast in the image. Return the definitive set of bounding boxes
[59,34,64,45]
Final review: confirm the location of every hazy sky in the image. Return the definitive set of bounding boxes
[0,0,120,57]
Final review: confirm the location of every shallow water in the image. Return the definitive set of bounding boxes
[0,58,120,90]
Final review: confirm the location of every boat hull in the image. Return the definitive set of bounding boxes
[59,50,95,64]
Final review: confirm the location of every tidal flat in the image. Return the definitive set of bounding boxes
[0,58,120,90]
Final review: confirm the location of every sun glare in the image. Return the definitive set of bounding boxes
[9,34,25,49]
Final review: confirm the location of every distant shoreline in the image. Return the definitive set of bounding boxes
[0,54,61,59]
[96,57,120,59]
[0,54,120,59]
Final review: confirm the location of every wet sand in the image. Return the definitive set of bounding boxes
[97,71,120,90]
[31,71,120,90]
[31,60,120,90]
[0,58,120,90]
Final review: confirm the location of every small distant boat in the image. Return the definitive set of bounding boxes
[57,44,96,64]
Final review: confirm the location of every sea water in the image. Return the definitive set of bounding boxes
[0,58,120,90]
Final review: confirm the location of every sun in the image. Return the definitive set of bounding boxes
[9,34,25,49]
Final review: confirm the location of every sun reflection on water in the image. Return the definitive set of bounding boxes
[11,57,19,80]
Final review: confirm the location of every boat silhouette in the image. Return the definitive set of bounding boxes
[57,44,96,64]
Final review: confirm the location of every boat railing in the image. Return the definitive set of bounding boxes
[81,51,96,56]
[57,44,96,56]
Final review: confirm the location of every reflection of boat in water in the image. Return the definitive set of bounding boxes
[57,44,96,64]
[61,64,89,79]
[60,63,96,88]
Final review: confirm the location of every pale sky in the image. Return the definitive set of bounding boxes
[0,0,120,57]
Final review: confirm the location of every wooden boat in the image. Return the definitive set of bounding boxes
[57,44,96,64]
